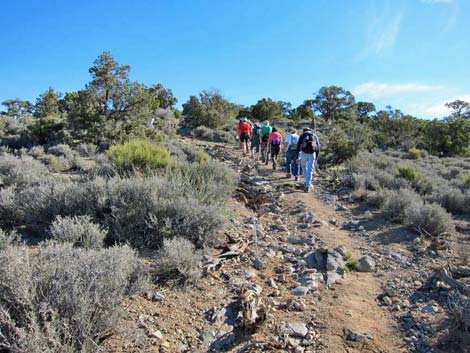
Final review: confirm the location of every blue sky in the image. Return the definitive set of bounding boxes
[0,0,468,118]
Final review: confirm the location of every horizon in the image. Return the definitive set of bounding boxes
[1,0,469,119]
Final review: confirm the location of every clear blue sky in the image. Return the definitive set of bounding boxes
[1,0,468,118]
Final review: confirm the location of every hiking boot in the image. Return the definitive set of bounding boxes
[294,176,298,181]
[286,173,292,178]
[304,186,310,193]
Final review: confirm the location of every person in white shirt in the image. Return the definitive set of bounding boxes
[283,128,300,180]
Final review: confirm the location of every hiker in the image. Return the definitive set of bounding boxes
[283,128,299,180]
[296,127,320,192]
[237,118,252,156]
[250,122,262,160]
[268,127,283,170]
[260,121,272,164]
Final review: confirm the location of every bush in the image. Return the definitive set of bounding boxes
[76,142,96,157]
[28,145,45,158]
[408,148,421,160]
[196,150,210,163]
[49,215,106,249]
[0,154,49,187]
[448,292,470,341]
[156,237,202,285]
[0,228,19,250]
[0,243,147,353]
[405,202,454,236]
[0,186,16,227]
[105,177,223,249]
[41,154,71,172]
[108,139,172,173]
[463,173,470,186]
[48,144,74,158]
[194,125,215,140]
[380,189,422,223]
[397,164,419,182]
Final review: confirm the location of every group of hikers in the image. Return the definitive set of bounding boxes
[237,118,320,193]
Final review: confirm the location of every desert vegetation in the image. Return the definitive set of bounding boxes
[2,51,470,352]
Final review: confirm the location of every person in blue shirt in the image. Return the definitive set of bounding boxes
[283,129,300,180]
[296,127,320,192]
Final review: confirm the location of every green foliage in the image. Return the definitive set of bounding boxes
[328,122,373,164]
[250,98,285,122]
[313,86,355,122]
[182,90,239,128]
[408,147,421,160]
[463,173,470,185]
[195,150,210,163]
[397,165,419,182]
[108,139,172,173]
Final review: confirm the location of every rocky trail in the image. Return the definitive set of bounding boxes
[106,139,467,353]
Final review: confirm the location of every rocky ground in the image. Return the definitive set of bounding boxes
[105,138,470,353]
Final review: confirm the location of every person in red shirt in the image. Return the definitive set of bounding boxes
[267,127,283,170]
[237,118,253,156]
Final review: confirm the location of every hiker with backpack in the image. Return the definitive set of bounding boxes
[237,118,253,156]
[260,121,272,164]
[284,128,299,180]
[296,127,320,192]
[267,127,283,170]
[250,122,262,160]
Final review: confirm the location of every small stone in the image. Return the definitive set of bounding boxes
[291,286,310,296]
[357,256,376,272]
[147,329,163,339]
[281,322,309,337]
[383,296,393,306]
[414,281,423,287]
[422,304,439,313]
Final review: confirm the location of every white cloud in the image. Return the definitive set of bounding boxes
[359,11,403,59]
[420,94,470,117]
[353,82,442,100]
[353,81,470,118]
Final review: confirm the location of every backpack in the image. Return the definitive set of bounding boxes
[271,139,281,146]
[301,132,318,154]
[252,127,261,141]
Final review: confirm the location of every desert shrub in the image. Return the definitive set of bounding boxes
[108,139,172,173]
[49,215,106,249]
[28,145,45,158]
[448,292,470,341]
[41,154,71,172]
[0,186,16,227]
[0,243,147,353]
[195,150,210,163]
[15,177,108,232]
[408,147,421,160]
[380,189,423,223]
[463,173,470,186]
[0,154,49,187]
[75,142,96,157]
[0,229,19,250]
[105,177,223,249]
[405,202,454,236]
[156,237,202,285]
[48,144,74,158]
[168,160,236,204]
[430,187,467,214]
[193,125,215,140]
[214,129,236,143]
[397,164,419,182]
[88,154,117,178]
